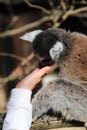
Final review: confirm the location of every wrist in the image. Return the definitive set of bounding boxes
[16,83,34,91]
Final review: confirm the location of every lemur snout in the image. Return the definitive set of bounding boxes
[38,58,54,68]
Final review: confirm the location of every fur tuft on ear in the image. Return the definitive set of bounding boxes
[20,30,43,42]
[49,42,63,61]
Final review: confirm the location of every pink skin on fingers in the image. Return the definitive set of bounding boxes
[16,66,52,91]
[32,68,40,73]
[36,66,52,77]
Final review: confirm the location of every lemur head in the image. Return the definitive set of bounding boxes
[20,28,72,68]
[33,28,72,67]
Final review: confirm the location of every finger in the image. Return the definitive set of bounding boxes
[32,68,40,73]
[36,66,52,77]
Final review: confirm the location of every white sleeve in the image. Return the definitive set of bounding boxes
[2,88,32,130]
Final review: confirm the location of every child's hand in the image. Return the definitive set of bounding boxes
[16,66,52,91]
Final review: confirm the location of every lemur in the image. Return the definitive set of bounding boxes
[20,28,87,126]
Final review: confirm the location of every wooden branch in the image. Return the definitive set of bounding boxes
[6,52,35,81]
[72,0,87,5]
[24,0,51,15]
[48,0,54,9]
[0,3,87,38]
[20,52,34,66]
[52,23,61,28]
[0,52,36,86]
[49,128,86,130]
[61,0,67,11]
[0,52,24,61]
[62,6,87,20]
[0,16,51,38]
[30,116,86,130]
[52,6,87,28]
[71,6,87,15]
[7,16,19,27]
[74,12,87,18]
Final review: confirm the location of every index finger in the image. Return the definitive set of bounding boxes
[36,66,52,77]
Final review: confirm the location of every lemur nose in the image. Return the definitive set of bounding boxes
[38,58,54,68]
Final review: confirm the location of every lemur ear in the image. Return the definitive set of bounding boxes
[20,30,43,42]
[49,42,63,61]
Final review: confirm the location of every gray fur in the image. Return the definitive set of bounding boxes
[49,42,63,62]
[31,28,87,124]
[32,79,87,122]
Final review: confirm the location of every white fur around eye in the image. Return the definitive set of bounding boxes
[20,30,43,42]
[49,42,63,60]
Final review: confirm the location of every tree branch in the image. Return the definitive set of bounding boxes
[62,6,87,20]
[0,52,37,86]
[30,116,85,130]
[52,5,87,28]
[72,0,87,5]
[71,6,87,15]
[48,0,54,9]
[0,2,87,38]
[24,0,51,15]
[0,52,24,61]
[0,16,51,38]
[74,12,87,18]
[60,0,67,11]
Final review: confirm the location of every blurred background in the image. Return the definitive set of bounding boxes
[0,0,87,128]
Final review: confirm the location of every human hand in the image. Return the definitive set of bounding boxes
[16,66,52,91]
